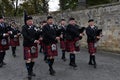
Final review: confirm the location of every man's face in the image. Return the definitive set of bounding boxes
[89,21,94,26]
[61,21,66,26]
[69,20,76,25]
[26,20,33,26]
[0,18,4,23]
[47,18,54,25]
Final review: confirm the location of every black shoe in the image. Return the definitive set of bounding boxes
[61,57,67,61]
[88,62,94,65]
[0,63,3,68]
[13,54,16,57]
[49,69,55,76]
[28,75,32,80]
[31,72,36,76]
[69,63,77,67]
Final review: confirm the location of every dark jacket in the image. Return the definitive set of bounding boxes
[66,24,80,40]
[86,26,98,43]
[9,27,21,39]
[58,26,67,41]
[22,25,39,47]
[42,24,58,45]
[0,23,10,39]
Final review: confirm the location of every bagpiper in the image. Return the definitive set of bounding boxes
[9,21,21,57]
[58,19,67,61]
[86,19,102,68]
[0,16,11,67]
[22,16,40,80]
[39,21,47,53]
[42,16,60,76]
[66,18,84,68]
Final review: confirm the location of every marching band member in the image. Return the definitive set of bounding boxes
[0,16,11,67]
[59,19,67,61]
[42,16,60,76]
[9,21,21,57]
[66,18,84,68]
[22,16,40,79]
[86,19,102,68]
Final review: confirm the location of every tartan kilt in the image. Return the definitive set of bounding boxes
[10,38,20,47]
[44,44,58,57]
[88,42,96,54]
[66,40,75,52]
[39,40,43,46]
[74,38,80,52]
[23,44,38,60]
[0,39,9,51]
[60,40,66,50]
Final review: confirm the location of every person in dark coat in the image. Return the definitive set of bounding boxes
[22,16,40,80]
[39,21,47,54]
[9,21,21,57]
[58,19,67,61]
[42,16,60,76]
[0,16,11,67]
[66,18,84,68]
[86,19,101,68]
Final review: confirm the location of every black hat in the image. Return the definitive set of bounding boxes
[88,19,94,22]
[42,20,47,23]
[47,16,53,20]
[0,16,4,19]
[69,17,75,21]
[26,16,33,21]
[61,19,66,21]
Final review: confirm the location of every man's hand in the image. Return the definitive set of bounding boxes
[56,37,60,40]
[34,40,40,44]
[3,33,9,37]
[96,36,100,39]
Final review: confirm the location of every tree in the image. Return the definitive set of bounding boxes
[0,0,14,16]
[60,0,78,11]
[20,0,50,15]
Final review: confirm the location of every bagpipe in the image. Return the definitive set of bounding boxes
[78,27,86,34]
[78,27,86,39]
[96,29,103,41]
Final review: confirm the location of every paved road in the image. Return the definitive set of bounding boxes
[0,41,120,80]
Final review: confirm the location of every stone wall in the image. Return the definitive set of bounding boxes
[8,2,120,52]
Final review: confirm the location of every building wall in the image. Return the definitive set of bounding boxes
[8,2,120,52]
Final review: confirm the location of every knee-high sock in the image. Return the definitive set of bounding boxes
[30,62,35,72]
[89,55,93,64]
[62,50,65,58]
[26,62,32,75]
[0,52,4,63]
[48,59,53,70]
[2,52,5,63]
[12,47,16,55]
[92,55,96,65]
[70,54,74,64]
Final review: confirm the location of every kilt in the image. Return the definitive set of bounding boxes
[39,40,43,46]
[0,39,9,51]
[24,44,38,60]
[66,38,80,52]
[74,38,80,52]
[60,40,66,50]
[88,42,96,54]
[66,40,75,52]
[10,38,20,47]
[44,44,58,57]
